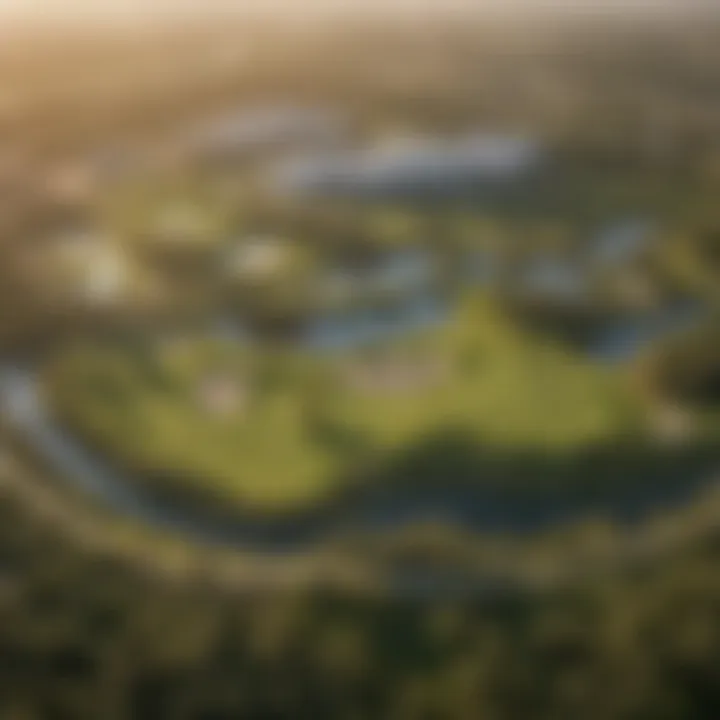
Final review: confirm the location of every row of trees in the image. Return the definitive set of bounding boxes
[0,454,717,719]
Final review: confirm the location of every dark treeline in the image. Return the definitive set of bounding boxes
[0,475,717,719]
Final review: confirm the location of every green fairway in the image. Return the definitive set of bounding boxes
[46,295,645,513]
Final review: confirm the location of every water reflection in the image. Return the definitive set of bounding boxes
[1,363,717,551]
[274,134,543,198]
[590,218,654,267]
[586,301,708,362]
[305,296,448,353]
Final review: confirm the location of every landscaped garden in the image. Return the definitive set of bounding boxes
[30,146,720,522]
[44,293,651,514]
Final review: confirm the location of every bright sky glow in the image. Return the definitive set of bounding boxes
[0,0,712,24]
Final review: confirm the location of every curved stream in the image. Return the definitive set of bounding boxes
[1,320,717,553]
[1,195,716,550]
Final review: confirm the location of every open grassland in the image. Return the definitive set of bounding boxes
[46,295,645,513]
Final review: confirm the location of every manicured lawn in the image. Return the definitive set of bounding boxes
[331,297,639,452]
[46,295,644,513]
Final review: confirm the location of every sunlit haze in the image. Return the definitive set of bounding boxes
[0,1,719,717]
[0,0,714,23]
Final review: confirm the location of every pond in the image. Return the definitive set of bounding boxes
[304,295,449,353]
[0,278,714,552]
[3,134,716,551]
[585,301,707,363]
[589,218,654,267]
[273,134,543,199]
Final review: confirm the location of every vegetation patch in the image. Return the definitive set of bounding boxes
[45,296,645,514]
[641,324,720,412]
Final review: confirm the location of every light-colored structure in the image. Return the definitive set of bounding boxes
[226,235,290,280]
[53,231,130,305]
[196,373,248,418]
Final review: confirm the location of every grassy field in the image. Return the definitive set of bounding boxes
[46,294,645,513]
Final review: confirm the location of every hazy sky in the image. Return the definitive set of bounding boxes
[0,0,710,22]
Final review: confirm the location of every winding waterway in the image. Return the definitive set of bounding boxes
[0,293,716,552]
[3,124,718,551]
